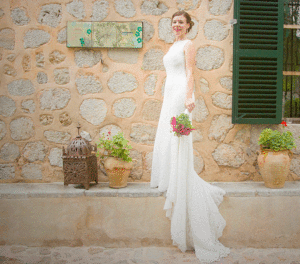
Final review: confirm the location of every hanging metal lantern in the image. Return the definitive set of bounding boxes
[62,124,98,190]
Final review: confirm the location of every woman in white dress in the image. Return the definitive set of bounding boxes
[150,11,231,263]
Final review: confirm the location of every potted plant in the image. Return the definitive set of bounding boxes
[257,121,296,188]
[97,131,133,188]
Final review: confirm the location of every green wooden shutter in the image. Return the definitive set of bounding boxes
[232,0,284,124]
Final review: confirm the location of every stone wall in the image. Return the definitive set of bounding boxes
[0,0,299,183]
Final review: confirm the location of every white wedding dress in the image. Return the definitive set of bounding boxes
[150,39,230,263]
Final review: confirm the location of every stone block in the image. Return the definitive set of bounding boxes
[49,50,66,64]
[192,97,209,123]
[209,0,232,16]
[193,129,203,142]
[285,124,300,155]
[108,71,138,93]
[0,164,15,180]
[36,52,45,68]
[196,46,224,71]
[23,141,48,162]
[141,0,168,16]
[11,7,30,26]
[21,99,35,113]
[80,99,107,125]
[0,143,20,161]
[129,149,143,180]
[40,88,71,110]
[208,114,233,142]
[37,72,48,84]
[21,163,43,180]
[54,68,70,85]
[108,48,139,64]
[99,125,122,140]
[194,153,204,174]
[144,151,153,171]
[113,98,136,118]
[204,20,229,41]
[161,77,166,96]
[7,79,35,96]
[291,158,300,176]
[24,30,50,49]
[141,20,154,42]
[130,124,157,145]
[76,75,102,95]
[114,0,136,18]
[176,0,201,10]
[80,131,92,142]
[4,64,17,76]
[143,49,164,71]
[59,112,72,126]
[44,130,71,144]
[91,0,109,21]
[212,143,245,167]
[211,92,232,109]
[39,114,54,126]
[158,18,174,43]
[142,100,162,121]
[67,0,86,19]
[10,117,34,141]
[199,77,209,94]
[57,27,67,44]
[0,120,7,140]
[38,4,62,28]
[220,76,232,90]
[7,54,16,62]
[74,50,102,68]
[144,74,157,95]
[0,96,16,117]
[49,148,63,167]
[0,28,15,50]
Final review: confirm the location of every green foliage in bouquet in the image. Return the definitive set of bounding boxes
[170,113,195,137]
[96,132,132,162]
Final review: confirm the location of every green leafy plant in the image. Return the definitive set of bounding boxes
[258,122,296,151]
[96,132,132,162]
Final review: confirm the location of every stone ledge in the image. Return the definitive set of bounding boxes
[0,181,300,199]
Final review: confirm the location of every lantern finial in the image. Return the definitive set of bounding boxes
[77,123,81,138]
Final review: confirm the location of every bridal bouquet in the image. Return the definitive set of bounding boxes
[170,110,195,137]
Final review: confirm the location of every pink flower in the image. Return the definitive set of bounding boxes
[171,117,177,128]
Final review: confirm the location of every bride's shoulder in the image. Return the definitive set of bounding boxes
[183,40,195,54]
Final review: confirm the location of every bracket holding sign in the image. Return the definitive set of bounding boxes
[67,21,143,48]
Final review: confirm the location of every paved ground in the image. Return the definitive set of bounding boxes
[1,246,300,264]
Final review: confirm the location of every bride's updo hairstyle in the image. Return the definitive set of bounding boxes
[171,11,194,33]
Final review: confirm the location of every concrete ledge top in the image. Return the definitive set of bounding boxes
[0,181,300,199]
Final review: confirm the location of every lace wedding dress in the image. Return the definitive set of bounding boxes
[150,39,230,263]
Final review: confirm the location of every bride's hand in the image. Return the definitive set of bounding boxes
[185,98,195,112]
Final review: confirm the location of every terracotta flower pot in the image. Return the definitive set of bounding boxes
[257,149,292,189]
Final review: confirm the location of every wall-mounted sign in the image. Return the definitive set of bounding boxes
[67,21,143,48]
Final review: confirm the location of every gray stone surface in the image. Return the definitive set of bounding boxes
[36,52,45,68]
[142,100,162,121]
[37,72,48,84]
[24,30,50,48]
[196,46,224,71]
[285,124,300,155]
[4,64,17,76]
[194,152,204,174]
[108,71,138,94]
[80,99,107,125]
[208,114,233,142]
[0,164,15,180]
[80,131,92,142]
[129,149,143,180]
[48,148,63,167]
[130,124,157,145]
[0,28,15,50]
[21,163,43,180]
[0,96,16,117]
[176,0,201,10]
[0,120,7,140]
[21,99,35,113]
[291,158,300,176]
[54,68,70,85]
[23,141,48,162]
[199,77,209,94]
[204,20,229,41]
[22,54,31,72]
[57,27,67,44]
[220,76,232,90]
[44,130,71,144]
[99,125,122,141]
[91,0,109,21]
[113,98,136,118]
[143,49,164,71]
[11,7,30,25]
[193,129,203,142]
[114,0,136,18]
[141,20,154,42]
[38,4,62,28]
[39,114,54,126]
[66,0,85,19]
[212,143,245,167]
[144,151,153,172]
[211,92,232,109]
[209,0,233,16]
[108,48,139,64]
[141,0,168,16]
[161,77,166,96]
[49,50,66,64]
[158,18,174,43]
[192,97,209,123]
[74,50,102,68]
[76,75,102,95]
[0,143,20,161]
[10,117,34,141]
[144,74,157,95]
[40,88,71,110]
[7,53,16,62]
[59,112,72,126]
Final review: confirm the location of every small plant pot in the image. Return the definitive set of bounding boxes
[257,148,292,189]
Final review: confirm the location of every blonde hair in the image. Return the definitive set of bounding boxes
[171,11,194,33]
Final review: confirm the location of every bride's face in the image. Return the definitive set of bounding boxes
[172,15,190,37]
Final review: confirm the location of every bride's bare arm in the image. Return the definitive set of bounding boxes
[184,40,196,112]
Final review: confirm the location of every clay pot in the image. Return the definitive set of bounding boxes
[103,157,133,188]
[257,149,292,188]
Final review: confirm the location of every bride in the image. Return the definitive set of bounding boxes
[150,10,231,263]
